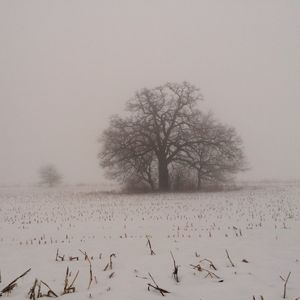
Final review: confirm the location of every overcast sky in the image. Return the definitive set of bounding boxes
[0,0,299,185]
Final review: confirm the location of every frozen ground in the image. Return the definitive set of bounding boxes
[0,184,300,300]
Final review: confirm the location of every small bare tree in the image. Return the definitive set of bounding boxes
[39,164,62,187]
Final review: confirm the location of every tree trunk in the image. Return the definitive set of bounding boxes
[158,159,169,191]
[197,173,202,191]
[148,175,155,191]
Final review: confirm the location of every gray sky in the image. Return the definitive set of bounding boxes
[0,0,299,185]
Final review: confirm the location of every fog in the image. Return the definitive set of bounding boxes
[0,0,299,185]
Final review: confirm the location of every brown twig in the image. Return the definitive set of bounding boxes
[190,264,220,279]
[225,249,235,267]
[79,249,88,260]
[104,253,116,271]
[170,251,179,283]
[146,237,155,255]
[62,267,79,295]
[40,280,58,297]
[28,279,38,300]
[55,248,65,262]
[147,273,170,296]
[1,268,31,295]
[78,249,94,289]
[136,275,148,280]
[199,258,217,270]
[109,253,116,270]
[86,256,93,290]
[69,270,79,291]
[69,256,79,261]
[282,271,291,299]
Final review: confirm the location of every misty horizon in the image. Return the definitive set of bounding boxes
[1,1,299,185]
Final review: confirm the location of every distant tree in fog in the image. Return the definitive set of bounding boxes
[39,164,62,187]
[99,82,246,192]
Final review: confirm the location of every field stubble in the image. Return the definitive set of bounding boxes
[0,184,299,299]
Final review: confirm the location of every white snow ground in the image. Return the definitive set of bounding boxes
[0,184,299,300]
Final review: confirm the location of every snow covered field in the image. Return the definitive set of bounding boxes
[0,184,299,300]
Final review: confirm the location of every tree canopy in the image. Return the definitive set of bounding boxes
[99,82,245,192]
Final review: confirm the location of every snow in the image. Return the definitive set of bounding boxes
[0,184,300,299]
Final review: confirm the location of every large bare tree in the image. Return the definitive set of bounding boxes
[99,82,245,192]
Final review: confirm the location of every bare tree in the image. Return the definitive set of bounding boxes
[99,82,245,192]
[39,164,62,187]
